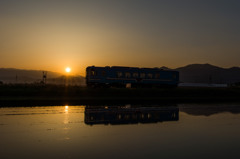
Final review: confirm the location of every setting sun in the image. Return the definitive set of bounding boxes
[65,67,71,73]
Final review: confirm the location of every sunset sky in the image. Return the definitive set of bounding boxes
[0,0,240,75]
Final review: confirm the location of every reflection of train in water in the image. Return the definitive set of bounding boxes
[86,66,179,88]
[84,105,179,125]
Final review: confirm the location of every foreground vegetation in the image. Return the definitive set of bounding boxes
[0,84,240,106]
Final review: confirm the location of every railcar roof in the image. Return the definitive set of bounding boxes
[88,66,163,69]
[86,66,178,72]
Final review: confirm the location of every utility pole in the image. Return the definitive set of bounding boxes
[42,71,47,84]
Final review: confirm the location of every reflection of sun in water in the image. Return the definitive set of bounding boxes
[64,106,69,125]
[65,105,69,113]
[65,67,71,73]
[63,105,70,140]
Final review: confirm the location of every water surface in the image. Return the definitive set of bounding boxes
[1,104,240,159]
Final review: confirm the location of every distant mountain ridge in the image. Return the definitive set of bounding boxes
[175,63,240,84]
[0,68,85,85]
[0,68,62,83]
[1,64,240,84]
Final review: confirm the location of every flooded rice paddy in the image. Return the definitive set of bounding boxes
[1,104,240,159]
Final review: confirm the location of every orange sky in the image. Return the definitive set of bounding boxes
[1,1,240,75]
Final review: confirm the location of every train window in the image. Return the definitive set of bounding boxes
[90,70,95,76]
[133,72,138,78]
[117,72,123,78]
[140,73,145,78]
[155,73,160,79]
[102,71,106,76]
[125,72,131,78]
[147,73,153,78]
[147,113,151,118]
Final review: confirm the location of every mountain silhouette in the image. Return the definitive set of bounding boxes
[159,66,170,70]
[0,68,85,85]
[180,104,240,116]
[175,64,240,84]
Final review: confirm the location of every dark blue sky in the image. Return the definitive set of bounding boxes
[1,0,240,74]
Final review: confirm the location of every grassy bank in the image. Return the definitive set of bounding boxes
[0,84,240,106]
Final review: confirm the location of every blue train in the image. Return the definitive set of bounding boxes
[86,66,179,88]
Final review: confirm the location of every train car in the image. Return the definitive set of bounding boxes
[86,66,179,88]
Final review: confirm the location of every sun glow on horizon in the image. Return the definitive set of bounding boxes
[65,67,71,73]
